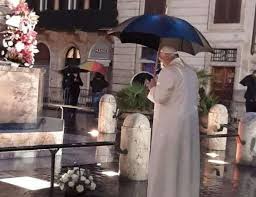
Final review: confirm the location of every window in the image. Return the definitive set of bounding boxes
[141,47,158,74]
[39,0,48,11]
[47,0,55,10]
[27,0,54,11]
[77,0,85,9]
[60,0,83,10]
[69,0,78,10]
[214,0,242,23]
[144,0,166,14]
[65,47,81,65]
[59,0,68,10]
[141,47,156,61]
[211,49,237,62]
[90,0,102,10]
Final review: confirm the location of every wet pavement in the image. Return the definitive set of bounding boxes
[0,108,255,197]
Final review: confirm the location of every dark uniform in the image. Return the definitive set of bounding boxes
[240,74,256,112]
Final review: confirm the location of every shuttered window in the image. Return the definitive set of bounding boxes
[144,0,166,14]
[214,0,242,23]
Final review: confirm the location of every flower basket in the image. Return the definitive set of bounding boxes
[64,190,86,197]
[59,167,96,196]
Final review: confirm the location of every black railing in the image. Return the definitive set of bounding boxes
[45,87,92,106]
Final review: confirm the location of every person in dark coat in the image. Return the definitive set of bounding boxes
[70,73,83,106]
[62,72,75,105]
[240,70,256,112]
[90,72,109,116]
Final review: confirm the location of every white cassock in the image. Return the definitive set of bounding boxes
[147,58,200,197]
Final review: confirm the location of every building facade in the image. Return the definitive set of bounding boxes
[1,0,255,116]
[113,0,256,117]
[9,0,118,105]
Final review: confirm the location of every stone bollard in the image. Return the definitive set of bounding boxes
[236,113,256,166]
[119,113,151,181]
[95,133,116,163]
[98,94,117,134]
[207,104,228,150]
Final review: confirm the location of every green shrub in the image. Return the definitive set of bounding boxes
[199,94,219,115]
[116,83,153,112]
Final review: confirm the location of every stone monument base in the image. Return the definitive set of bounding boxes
[0,66,44,124]
[0,117,64,159]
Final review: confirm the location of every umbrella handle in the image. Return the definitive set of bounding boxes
[153,49,159,77]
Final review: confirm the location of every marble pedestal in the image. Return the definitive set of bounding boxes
[0,66,44,124]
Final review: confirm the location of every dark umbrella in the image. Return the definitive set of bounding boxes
[130,71,154,86]
[59,65,88,74]
[108,14,213,55]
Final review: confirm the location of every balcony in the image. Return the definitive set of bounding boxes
[27,0,118,32]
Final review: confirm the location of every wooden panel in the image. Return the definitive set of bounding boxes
[211,66,235,106]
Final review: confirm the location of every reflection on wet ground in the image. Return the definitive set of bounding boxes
[0,109,255,197]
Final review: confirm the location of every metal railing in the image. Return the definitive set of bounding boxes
[45,87,92,107]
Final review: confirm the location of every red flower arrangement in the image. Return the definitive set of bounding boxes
[1,0,39,67]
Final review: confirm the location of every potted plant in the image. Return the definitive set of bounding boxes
[116,83,153,113]
[196,69,212,90]
[199,94,219,116]
[196,69,219,133]
[116,83,153,128]
[198,93,219,134]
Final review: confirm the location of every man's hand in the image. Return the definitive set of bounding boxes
[145,78,157,90]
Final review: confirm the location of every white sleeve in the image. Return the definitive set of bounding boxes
[147,70,176,104]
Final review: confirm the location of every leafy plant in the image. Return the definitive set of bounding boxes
[196,69,212,89]
[199,94,219,115]
[116,83,153,112]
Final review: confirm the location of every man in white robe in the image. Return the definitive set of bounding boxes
[146,46,200,197]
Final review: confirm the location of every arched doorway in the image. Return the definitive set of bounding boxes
[34,43,50,102]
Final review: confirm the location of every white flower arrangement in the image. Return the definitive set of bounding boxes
[59,167,97,195]
[1,0,39,67]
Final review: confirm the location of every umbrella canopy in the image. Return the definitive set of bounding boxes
[79,62,107,75]
[59,65,88,74]
[108,14,213,55]
[130,71,154,86]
